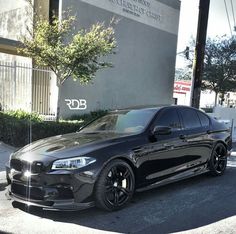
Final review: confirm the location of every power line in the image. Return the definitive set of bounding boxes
[224,0,233,36]
[230,0,236,30]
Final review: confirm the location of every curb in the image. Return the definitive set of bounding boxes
[0,142,16,152]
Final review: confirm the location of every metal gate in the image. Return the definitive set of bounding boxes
[0,61,57,120]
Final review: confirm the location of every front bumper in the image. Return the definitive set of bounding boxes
[6,188,94,210]
[5,162,97,211]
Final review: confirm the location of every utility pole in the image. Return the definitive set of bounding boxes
[190,0,210,108]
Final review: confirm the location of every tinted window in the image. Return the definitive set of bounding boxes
[197,111,210,127]
[80,109,156,134]
[155,109,181,129]
[181,108,201,129]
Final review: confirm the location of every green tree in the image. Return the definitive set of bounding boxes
[202,36,236,106]
[186,36,236,106]
[175,68,192,81]
[18,10,116,119]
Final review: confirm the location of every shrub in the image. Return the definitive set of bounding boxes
[0,109,109,148]
[69,110,108,123]
[0,112,82,147]
[5,109,43,122]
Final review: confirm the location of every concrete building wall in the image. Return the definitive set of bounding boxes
[0,0,49,61]
[0,0,49,41]
[34,0,50,20]
[0,0,31,62]
[0,0,30,41]
[59,0,180,118]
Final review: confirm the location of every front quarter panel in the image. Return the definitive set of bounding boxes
[82,135,150,182]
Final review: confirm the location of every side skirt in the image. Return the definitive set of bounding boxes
[136,166,209,192]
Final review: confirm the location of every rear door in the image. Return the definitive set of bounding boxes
[178,108,212,168]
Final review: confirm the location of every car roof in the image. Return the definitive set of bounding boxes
[111,105,202,112]
[110,105,163,113]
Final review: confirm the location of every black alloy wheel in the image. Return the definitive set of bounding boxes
[95,159,135,211]
[209,143,227,176]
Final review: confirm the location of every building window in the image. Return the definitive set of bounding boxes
[49,0,59,24]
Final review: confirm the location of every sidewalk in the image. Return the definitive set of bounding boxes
[0,142,15,171]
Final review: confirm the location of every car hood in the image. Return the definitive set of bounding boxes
[13,132,130,161]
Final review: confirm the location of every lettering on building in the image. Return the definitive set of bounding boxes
[80,0,179,35]
[65,99,87,110]
[108,0,161,21]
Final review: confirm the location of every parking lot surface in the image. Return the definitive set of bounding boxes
[1,144,236,234]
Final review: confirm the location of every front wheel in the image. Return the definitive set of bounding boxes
[95,159,135,211]
[209,143,227,176]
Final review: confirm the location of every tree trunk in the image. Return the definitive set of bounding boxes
[214,91,218,107]
[56,83,61,122]
[220,92,225,106]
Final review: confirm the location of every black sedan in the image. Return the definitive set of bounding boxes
[6,106,232,211]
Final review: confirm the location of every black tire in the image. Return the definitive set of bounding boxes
[95,159,135,211]
[209,143,227,176]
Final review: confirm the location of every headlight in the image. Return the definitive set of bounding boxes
[51,156,96,170]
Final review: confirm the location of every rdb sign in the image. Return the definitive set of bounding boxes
[65,99,87,110]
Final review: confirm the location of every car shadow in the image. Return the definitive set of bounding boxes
[11,166,236,234]
[0,171,7,192]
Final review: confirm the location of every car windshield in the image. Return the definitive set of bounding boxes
[80,109,157,134]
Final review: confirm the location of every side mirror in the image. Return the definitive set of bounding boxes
[152,126,172,135]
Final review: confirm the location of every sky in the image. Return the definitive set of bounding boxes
[176,0,236,68]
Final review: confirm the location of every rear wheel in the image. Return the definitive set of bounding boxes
[209,143,227,176]
[95,159,135,211]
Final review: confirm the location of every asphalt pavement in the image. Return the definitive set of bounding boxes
[1,142,236,234]
[0,142,15,171]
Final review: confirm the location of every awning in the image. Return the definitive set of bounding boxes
[0,37,24,56]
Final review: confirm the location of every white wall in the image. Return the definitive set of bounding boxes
[0,0,31,41]
[173,89,216,108]
[210,106,236,141]
[173,92,190,105]
[200,90,216,108]
[212,107,236,123]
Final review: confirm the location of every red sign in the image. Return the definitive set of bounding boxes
[174,81,191,94]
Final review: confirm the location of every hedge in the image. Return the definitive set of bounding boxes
[0,112,83,147]
[68,110,108,121]
[0,109,109,147]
